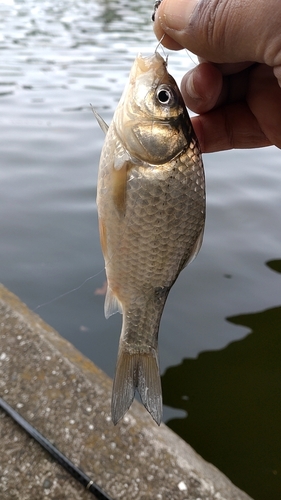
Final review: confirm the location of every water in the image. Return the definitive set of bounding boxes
[1,1,281,498]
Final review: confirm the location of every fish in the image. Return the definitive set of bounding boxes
[94,51,205,425]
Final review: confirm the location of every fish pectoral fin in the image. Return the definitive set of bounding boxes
[181,226,205,270]
[104,286,123,319]
[91,105,109,135]
[111,160,133,216]
[113,147,131,170]
[111,345,162,425]
[113,131,136,171]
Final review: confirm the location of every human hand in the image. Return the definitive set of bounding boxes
[154,0,281,152]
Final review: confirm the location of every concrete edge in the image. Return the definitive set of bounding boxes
[0,283,254,500]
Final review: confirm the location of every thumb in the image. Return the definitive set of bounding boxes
[154,0,281,67]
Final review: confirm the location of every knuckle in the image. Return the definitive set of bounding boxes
[190,0,234,54]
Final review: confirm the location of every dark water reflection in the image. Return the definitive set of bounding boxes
[163,261,281,500]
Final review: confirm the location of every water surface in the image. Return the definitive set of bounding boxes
[1,1,281,499]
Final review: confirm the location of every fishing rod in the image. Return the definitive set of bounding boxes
[0,397,113,500]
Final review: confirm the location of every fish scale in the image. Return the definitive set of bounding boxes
[95,52,205,425]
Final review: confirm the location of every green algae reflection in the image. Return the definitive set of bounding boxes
[162,260,281,500]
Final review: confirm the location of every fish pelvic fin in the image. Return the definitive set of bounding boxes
[111,345,162,426]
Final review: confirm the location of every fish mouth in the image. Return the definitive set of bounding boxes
[132,52,166,79]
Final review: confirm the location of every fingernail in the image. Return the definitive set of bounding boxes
[159,0,198,31]
[273,65,281,87]
[184,70,200,100]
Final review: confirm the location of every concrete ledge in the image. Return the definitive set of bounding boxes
[0,283,253,500]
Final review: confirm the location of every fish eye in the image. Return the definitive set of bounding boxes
[156,85,175,106]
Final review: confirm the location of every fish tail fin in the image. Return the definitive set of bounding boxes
[111,345,162,426]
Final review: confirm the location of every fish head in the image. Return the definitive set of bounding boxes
[113,52,194,165]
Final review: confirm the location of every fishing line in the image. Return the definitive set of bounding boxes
[33,271,104,312]
[155,34,166,58]
[0,397,113,500]
[185,48,198,67]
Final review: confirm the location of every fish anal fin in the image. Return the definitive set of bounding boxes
[104,286,122,319]
[111,346,162,425]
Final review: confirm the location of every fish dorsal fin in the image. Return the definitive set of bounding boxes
[104,286,123,318]
[91,106,109,135]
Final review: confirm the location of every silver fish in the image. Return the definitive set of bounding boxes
[95,52,205,425]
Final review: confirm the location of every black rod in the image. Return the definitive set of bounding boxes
[0,397,113,500]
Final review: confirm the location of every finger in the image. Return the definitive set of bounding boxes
[181,62,254,114]
[273,65,281,87]
[191,103,271,153]
[154,0,281,66]
[248,65,281,148]
[181,63,223,113]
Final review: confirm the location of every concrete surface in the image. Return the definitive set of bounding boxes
[0,283,254,500]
